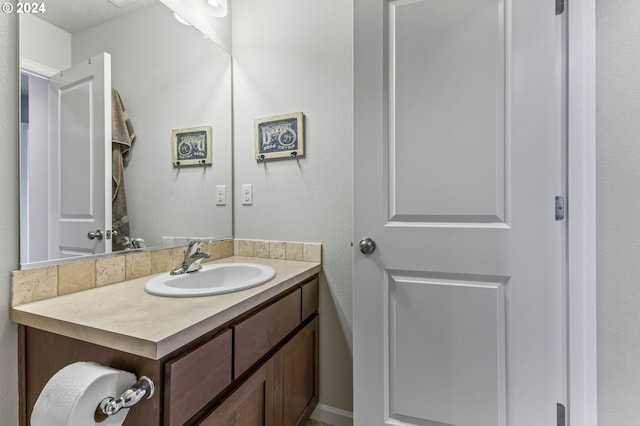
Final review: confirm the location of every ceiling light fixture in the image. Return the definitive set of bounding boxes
[161,0,230,48]
[106,0,141,7]
[173,12,191,25]
[206,0,227,17]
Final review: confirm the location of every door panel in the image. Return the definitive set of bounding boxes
[354,0,566,424]
[388,272,507,426]
[390,0,506,224]
[59,79,93,218]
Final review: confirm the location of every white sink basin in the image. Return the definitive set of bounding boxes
[144,263,276,297]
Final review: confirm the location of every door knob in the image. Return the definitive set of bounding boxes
[359,237,376,254]
[87,230,104,241]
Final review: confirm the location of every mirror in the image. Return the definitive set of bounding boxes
[19,0,233,267]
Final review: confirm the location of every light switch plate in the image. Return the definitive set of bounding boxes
[216,185,226,205]
[242,184,253,205]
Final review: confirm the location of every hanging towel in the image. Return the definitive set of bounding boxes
[112,89,136,251]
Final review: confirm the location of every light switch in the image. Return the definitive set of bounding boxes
[216,185,226,205]
[242,184,253,205]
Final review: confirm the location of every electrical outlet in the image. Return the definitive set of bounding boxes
[216,185,226,205]
[242,184,253,205]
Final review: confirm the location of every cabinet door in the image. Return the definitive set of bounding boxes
[199,359,275,426]
[275,317,319,426]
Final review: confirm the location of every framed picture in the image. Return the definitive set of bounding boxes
[254,112,304,161]
[171,126,213,166]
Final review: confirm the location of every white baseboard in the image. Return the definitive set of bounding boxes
[311,404,354,426]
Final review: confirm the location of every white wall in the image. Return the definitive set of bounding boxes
[0,11,20,426]
[23,74,50,263]
[597,0,640,423]
[20,14,71,73]
[5,1,640,423]
[232,0,354,413]
[71,3,233,247]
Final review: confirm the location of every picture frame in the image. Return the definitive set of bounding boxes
[171,126,213,167]
[254,112,305,161]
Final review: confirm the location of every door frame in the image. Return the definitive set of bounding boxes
[19,61,58,265]
[567,0,597,424]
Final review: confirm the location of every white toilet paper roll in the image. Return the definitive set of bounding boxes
[31,361,137,426]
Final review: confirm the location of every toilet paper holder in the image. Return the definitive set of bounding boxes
[96,376,155,418]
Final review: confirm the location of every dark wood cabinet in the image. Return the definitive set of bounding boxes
[165,329,233,425]
[274,316,319,426]
[19,275,319,426]
[201,316,319,426]
[234,289,302,378]
[198,359,275,426]
[20,327,165,426]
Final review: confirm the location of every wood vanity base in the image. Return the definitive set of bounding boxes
[18,275,319,426]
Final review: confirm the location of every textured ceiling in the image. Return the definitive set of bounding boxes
[38,0,158,33]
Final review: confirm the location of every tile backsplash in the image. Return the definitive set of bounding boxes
[12,239,321,307]
[233,239,322,263]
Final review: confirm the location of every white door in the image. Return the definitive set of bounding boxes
[49,53,112,258]
[353,0,566,425]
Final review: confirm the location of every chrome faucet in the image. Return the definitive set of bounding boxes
[170,240,211,275]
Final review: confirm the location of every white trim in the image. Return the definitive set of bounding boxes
[567,0,597,424]
[311,404,354,426]
[19,57,59,78]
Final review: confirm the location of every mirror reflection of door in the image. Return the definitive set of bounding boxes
[20,52,112,263]
[18,3,234,267]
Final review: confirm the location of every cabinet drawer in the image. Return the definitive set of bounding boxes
[301,277,319,320]
[234,289,302,378]
[165,329,233,426]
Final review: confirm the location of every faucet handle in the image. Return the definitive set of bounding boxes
[170,240,212,275]
[186,240,212,260]
[186,239,205,252]
[187,239,213,248]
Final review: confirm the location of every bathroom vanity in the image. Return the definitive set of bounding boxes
[12,256,320,426]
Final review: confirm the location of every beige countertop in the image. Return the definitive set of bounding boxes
[11,256,321,360]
